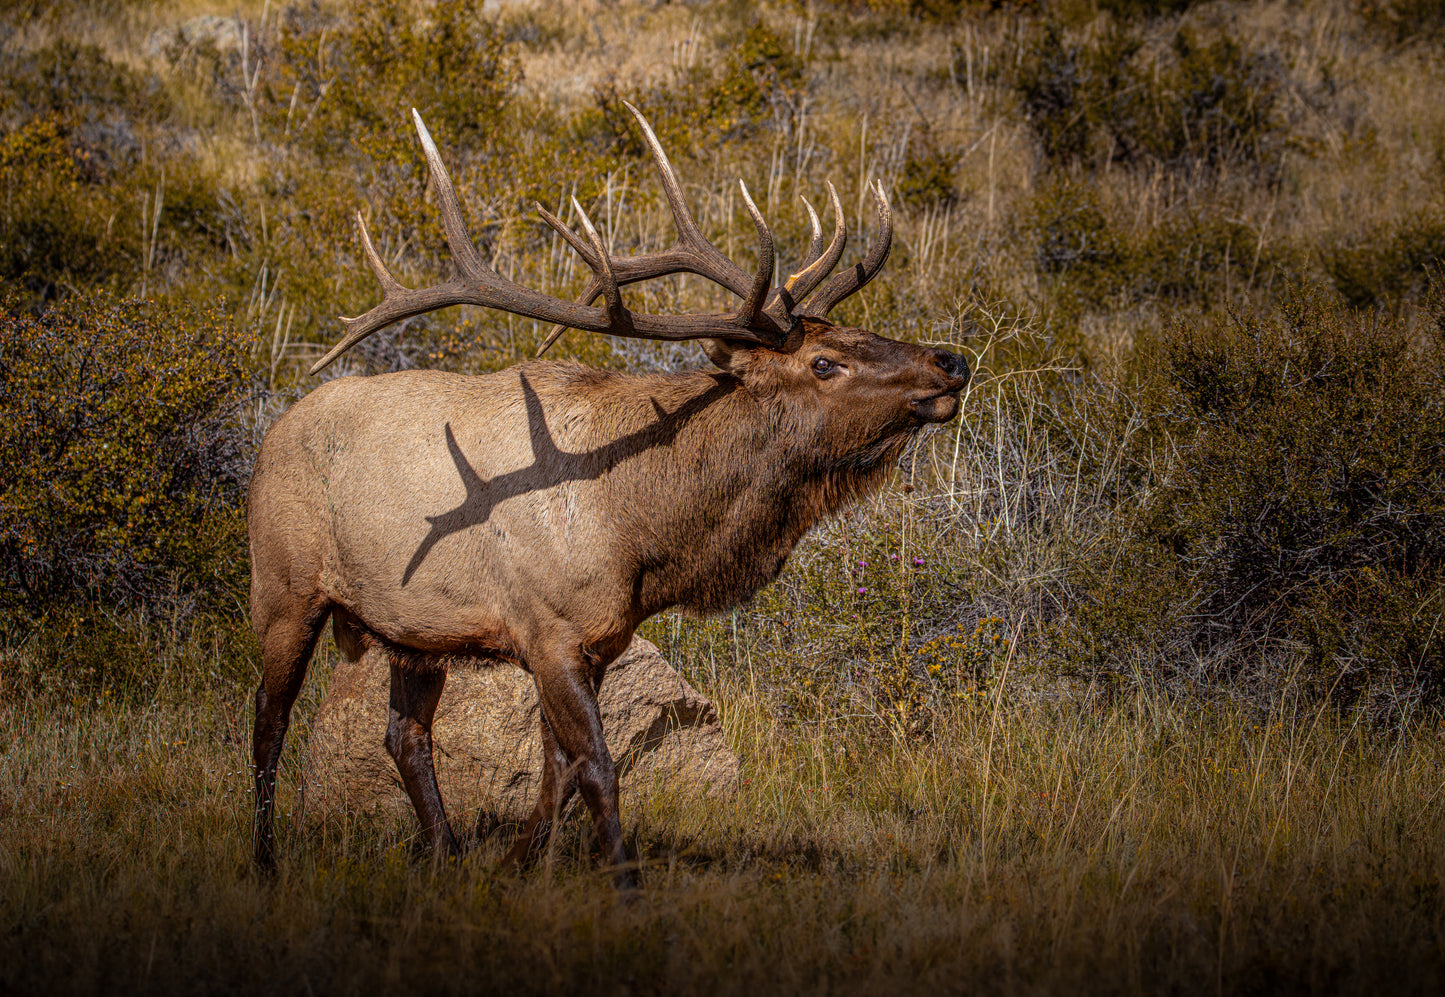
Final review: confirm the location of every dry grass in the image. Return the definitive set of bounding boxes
[4,659,1444,994]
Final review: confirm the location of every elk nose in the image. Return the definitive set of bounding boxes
[933,349,970,383]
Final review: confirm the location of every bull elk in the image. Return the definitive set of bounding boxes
[248,102,969,883]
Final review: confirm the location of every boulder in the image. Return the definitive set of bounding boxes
[147,16,244,59]
[299,637,738,830]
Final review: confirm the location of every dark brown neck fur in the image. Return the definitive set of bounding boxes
[537,361,914,620]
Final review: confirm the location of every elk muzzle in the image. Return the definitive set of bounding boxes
[909,348,970,423]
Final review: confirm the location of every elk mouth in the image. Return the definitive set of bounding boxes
[909,389,962,423]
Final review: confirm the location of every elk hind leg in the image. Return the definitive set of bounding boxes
[384,655,460,858]
[252,598,330,870]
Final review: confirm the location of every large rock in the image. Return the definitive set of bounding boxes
[299,637,738,829]
[146,15,244,58]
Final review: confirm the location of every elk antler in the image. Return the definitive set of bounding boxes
[313,104,893,374]
[799,180,892,319]
[536,103,864,353]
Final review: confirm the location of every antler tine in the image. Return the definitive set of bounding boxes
[766,182,847,327]
[621,101,734,271]
[799,180,891,319]
[784,181,847,302]
[310,212,406,374]
[535,320,575,356]
[620,100,750,289]
[536,201,596,262]
[736,180,774,328]
[411,109,487,278]
[537,103,791,355]
[796,196,825,275]
[620,100,692,239]
[569,197,627,325]
[534,200,603,356]
[354,210,404,294]
[310,108,507,375]
[315,107,803,374]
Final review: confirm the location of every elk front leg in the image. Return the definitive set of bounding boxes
[384,661,459,858]
[532,653,635,887]
[502,711,576,868]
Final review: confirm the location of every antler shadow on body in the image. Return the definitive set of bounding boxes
[247,101,970,887]
[403,374,735,585]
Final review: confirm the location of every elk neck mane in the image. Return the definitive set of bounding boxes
[526,358,914,616]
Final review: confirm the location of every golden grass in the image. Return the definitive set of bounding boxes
[4,659,1444,994]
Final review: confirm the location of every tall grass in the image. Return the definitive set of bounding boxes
[3,654,1443,994]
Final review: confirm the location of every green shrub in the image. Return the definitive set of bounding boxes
[1156,289,1445,624]
[1133,213,1263,302]
[0,38,241,306]
[593,19,806,161]
[0,116,140,299]
[1147,29,1281,166]
[1096,0,1194,18]
[0,38,162,126]
[1029,179,1131,306]
[1325,206,1445,307]
[645,490,1021,740]
[1355,0,1445,43]
[897,142,959,208]
[1030,178,1280,310]
[276,0,519,182]
[1017,21,1284,171]
[1056,285,1445,703]
[0,292,253,627]
[1017,23,1137,166]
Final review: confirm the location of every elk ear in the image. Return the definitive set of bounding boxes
[699,337,755,373]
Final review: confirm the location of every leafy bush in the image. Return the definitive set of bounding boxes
[1152,29,1282,166]
[1096,0,1194,18]
[1017,21,1284,171]
[0,292,253,627]
[1029,179,1266,308]
[1133,212,1265,302]
[0,38,162,127]
[1325,206,1445,307]
[0,116,140,300]
[897,141,960,208]
[276,0,519,178]
[1056,285,1445,704]
[1355,0,1445,43]
[1029,179,1130,305]
[1017,23,1139,166]
[594,19,806,160]
[0,33,247,310]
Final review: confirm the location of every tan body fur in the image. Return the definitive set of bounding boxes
[254,362,838,663]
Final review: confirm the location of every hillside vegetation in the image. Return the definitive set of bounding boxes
[2,0,1443,992]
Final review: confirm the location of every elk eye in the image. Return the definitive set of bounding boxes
[811,357,835,376]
